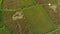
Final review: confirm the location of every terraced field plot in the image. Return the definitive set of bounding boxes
[0,11,11,34]
[18,0,36,8]
[2,11,28,34]
[23,5,56,34]
[0,0,60,34]
[0,0,11,34]
[56,0,60,5]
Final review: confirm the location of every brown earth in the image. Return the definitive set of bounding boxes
[2,11,28,34]
[43,5,60,27]
[55,6,60,26]
[2,0,28,34]
[35,0,56,5]
[2,0,20,9]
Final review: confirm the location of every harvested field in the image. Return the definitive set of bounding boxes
[55,6,60,26]
[2,0,20,9]
[2,0,28,34]
[2,0,36,9]
[2,11,28,34]
[35,0,56,5]
[0,11,11,34]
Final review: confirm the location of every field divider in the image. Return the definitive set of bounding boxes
[0,4,53,11]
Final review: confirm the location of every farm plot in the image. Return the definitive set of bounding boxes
[23,5,56,34]
[56,0,60,5]
[0,0,2,8]
[0,0,11,34]
[18,0,36,9]
[0,11,11,34]
[35,0,56,5]
[2,0,20,9]
[2,0,29,34]
[41,0,60,29]
[47,28,60,34]
[2,11,28,34]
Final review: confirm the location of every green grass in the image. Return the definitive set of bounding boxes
[0,26,11,34]
[47,28,60,34]
[0,0,2,7]
[56,0,60,5]
[23,5,56,34]
[18,0,36,8]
